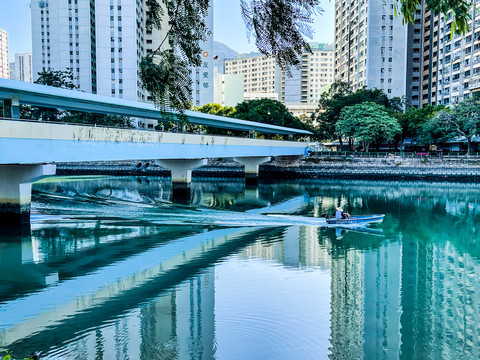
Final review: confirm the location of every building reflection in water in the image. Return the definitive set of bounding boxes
[2,177,480,359]
[293,179,480,360]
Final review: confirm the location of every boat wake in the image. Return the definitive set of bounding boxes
[31,186,382,230]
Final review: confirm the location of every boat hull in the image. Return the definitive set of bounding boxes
[326,215,385,225]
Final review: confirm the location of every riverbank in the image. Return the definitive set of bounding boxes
[262,156,480,182]
[55,156,480,182]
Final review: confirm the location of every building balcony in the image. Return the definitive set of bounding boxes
[470,77,480,90]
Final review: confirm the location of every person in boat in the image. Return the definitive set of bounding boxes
[335,207,350,219]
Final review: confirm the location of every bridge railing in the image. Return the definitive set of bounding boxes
[0,117,309,141]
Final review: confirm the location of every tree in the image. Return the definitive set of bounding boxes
[402,105,446,139]
[35,69,77,90]
[312,82,397,145]
[336,102,401,152]
[142,0,469,112]
[33,68,131,127]
[193,103,237,135]
[195,103,236,118]
[33,68,77,122]
[422,97,480,154]
[60,112,133,128]
[313,81,352,141]
[234,99,310,137]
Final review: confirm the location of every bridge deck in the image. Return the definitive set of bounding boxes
[0,78,311,135]
[0,120,307,164]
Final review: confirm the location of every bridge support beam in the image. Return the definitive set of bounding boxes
[3,96,20,119]
[234,156,271,185]
[156,159,207,204]
[0,164,56,225]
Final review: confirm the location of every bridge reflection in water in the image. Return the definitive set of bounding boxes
[2,178,480,359]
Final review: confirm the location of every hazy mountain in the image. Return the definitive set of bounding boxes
[213,41,239,74]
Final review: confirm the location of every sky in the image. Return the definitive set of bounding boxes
[0,0,334,62]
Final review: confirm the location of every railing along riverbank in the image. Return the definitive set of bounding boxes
[310,151,480,159]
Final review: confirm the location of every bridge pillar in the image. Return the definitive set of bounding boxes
[156,159,207,204]
[234,156,271,185]
[3,96,20,119]
[0,164,56,225]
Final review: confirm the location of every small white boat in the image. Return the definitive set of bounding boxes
[326,214,385,226]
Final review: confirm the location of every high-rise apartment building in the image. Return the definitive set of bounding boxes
[281,43,334,104]
[224,54,281,101]
[0,28,9,79]
[421,7,480,106]
[15,52,33,83]
[223,46,332,117]
[32,0,215,106]
[191,6,215,106]
[9,62,15,80]
[334,0,423,106]
[31,0,147,101]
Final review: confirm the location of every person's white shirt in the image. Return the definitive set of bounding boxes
[335,210,342,219]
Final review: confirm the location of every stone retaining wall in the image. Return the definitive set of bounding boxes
[55,157,480,183]
[260,164,480,182]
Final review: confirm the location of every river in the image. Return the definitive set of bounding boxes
[1,176,480,359]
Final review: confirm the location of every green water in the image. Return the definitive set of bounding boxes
[1,177,480,359]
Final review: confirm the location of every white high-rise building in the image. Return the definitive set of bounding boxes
[31,0,147,101]
[15,52,33,82]
[421,5,480,107]
[191,4,215,106]
[224,54,281,101]
[281,43,334,104]
[334,0,421,103]
[9,62,15,80]
[0,28,9,79]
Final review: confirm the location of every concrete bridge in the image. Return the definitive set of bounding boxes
[0,79,311,224]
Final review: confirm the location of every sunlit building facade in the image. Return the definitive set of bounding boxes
[334,0,423,106]
[31,0,147,101]
[14,52,33,83]
[0,28,9,79]
[224,53,281,101]
[281,43,334,104]
[421,5,480,106]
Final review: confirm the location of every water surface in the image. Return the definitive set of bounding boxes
[1,176,480,359]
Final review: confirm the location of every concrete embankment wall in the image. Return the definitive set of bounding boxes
[56,160,244,179]
[55,156,480,183]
